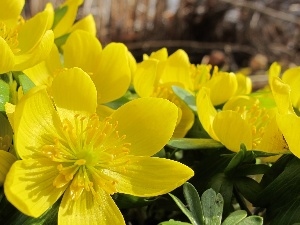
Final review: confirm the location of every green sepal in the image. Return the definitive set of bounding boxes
[52,5,68,29]
[0,79,9,111]
[168,138,224,150]
[113,193,156,209]
[172,86,197,112]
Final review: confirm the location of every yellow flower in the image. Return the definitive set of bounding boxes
[0,0,24,25]
[133,56,194,138]
[269,76,300,158]
[197,87,288,153]
[24,30,132,105]
[0,150,16,186]
[0,3,54,74]
[4,67,193,224]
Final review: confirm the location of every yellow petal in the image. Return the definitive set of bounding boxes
[133,59,158,97]
[0,150,16,186]
[24,43,62,87]
[96,105,114,121]
[51,67,97,119]
[0,37,15,74]
[53,0,83,38]
[14,86,61,159]
[14,30,54,71]
[69,14,96,36]
[4,103,15,129]
[205,72,238,106]
[111,97,178,156]
[282,67,300,110]
[148,47,168,61]
[94,43,131,104]
[160,49,191,87]
[173,101,195,138]
[111,156,194,197]
[59,187,125,225]
[277,113,300,158]
[4,159,66,218]
[196,87,219,141]
[213,110,252,152]
[0,0,24,22]
[256,117,289,154]
[17,6,52,54]
[268,61,281,78]
[63,30,102,74]
[270,76,294,115]
[235,73,252,95]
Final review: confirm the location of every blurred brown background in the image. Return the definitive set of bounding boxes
[24,0,300,71]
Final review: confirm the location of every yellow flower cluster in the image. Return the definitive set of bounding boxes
[1,0,300,224]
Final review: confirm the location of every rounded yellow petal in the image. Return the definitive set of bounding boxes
[213,110,252,152]
[111,97,178,156]
[148,47,168,61]
[0,150,16,186]
[270,76,294,115]
[205,72,238,106]
[59,187,125,225]
[235,73,252,95]
[14,86,61,158]
[94,43,131,104]
[63,30,102,74]
[4,159,66,218]
[110,156,194,197]
[133,59,158,97]
[0,37,15,74]
[282,67,300,110]
[196,87,219,141]
[51,67,97,118]
[277,113,300,158]
[160,49,191,86]
[69,14,96,36]
[173,101,195,138]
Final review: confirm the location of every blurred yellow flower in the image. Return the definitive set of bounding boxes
[4,67,193,224]
[0,2,54,74]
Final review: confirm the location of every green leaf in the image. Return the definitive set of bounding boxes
[0,79,9,111]
[169,193,198,225]
[236,216,263,225]
[18,74,35,94]
[168,138,224,150]
[234,177,262,203]
[183,182,204,225]
[201,188,223,225]
[224,145,247,174]
[113,193,156,209]
[159,220,192,225]
[221,210,247,225]
[233,164,270,177]
[54,33,70,49]
[52,5,68,29]
[172,86,197,112]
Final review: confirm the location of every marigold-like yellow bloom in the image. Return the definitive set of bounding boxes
[0,2,54,74]
[4,67,193,224]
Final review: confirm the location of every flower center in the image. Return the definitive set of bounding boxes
[0,21,20,53]
[235,102,270,148]
[41,114,131,200]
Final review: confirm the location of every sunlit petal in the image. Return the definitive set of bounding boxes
[59,187,125,225]
[4,159,66,218]
[111,98,178,156]
[110,156,194,197]
[213,110,252,152]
